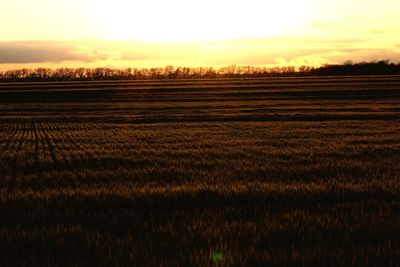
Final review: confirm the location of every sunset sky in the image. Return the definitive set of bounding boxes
[1,0,399,70]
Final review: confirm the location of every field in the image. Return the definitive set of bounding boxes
[0,76,400,266]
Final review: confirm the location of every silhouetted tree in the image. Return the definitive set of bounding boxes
[1,60,399,82]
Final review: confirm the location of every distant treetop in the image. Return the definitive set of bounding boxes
[1,60,399,82]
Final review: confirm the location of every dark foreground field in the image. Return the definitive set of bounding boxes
[0,76,400,266]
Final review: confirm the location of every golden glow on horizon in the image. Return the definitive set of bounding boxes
[0,0,399,69]
[86,0,311,41]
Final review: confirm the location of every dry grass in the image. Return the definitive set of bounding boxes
[0,76,399,266]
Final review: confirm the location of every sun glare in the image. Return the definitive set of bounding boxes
[87,0,311,42]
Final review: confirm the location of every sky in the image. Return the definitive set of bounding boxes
[0,0,399,70]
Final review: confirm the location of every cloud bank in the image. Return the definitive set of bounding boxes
[0,41,106,64]
[0,37,399,69]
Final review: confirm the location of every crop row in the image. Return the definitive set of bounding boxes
[0,119,398,193]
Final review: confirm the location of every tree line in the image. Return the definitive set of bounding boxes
[0,60,399,82]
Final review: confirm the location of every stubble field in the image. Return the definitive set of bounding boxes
[0,76,400,266]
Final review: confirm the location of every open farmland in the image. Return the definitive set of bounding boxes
[0,76,400,266]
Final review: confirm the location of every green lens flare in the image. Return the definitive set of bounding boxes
[212,252,223,264]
